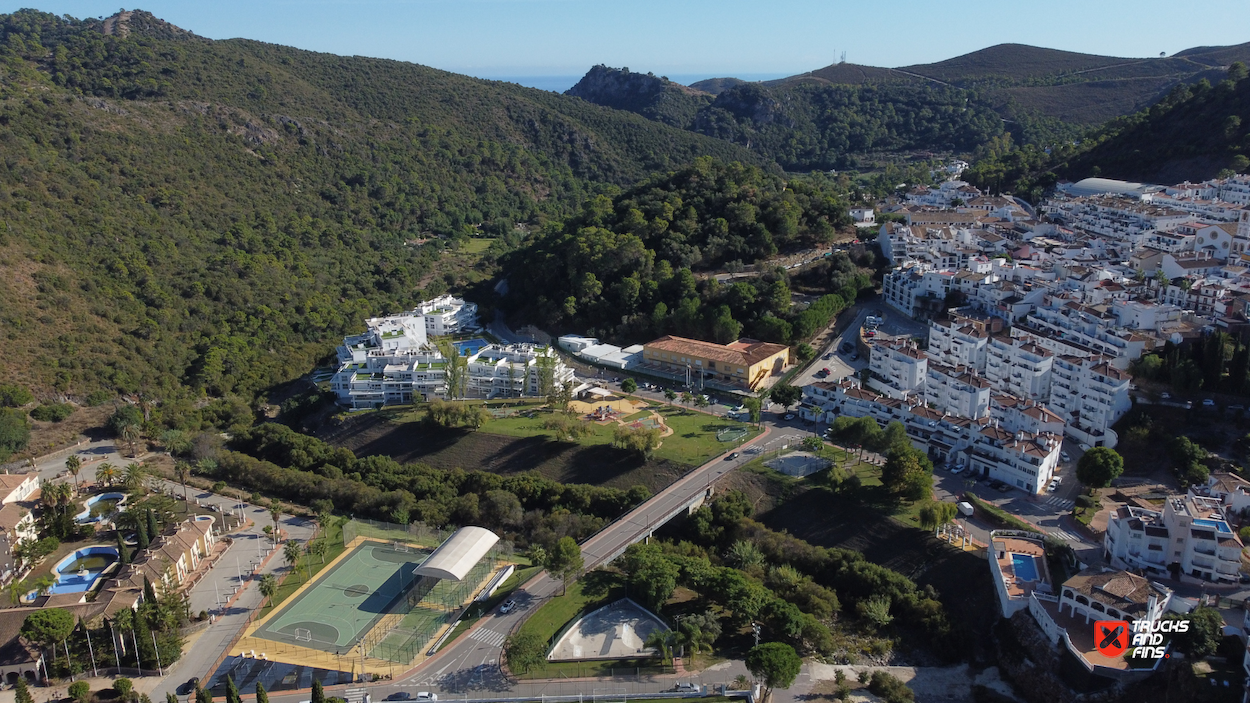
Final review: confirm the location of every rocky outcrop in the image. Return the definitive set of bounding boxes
[565,65,710,128]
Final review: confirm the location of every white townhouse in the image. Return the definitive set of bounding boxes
[927,315,991,371]
[968,424,1062,494]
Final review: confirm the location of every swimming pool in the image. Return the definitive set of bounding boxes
[452,338,489,356]
[1193,518,1232,533]
[1011,553,1040,582]
[74,492,127,523]
[47,546,119,595]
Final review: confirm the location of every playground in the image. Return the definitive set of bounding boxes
[252,541,429,654]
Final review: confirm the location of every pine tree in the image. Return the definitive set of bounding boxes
[15,678,33,703]
[255,683,269,703]
[147,508,159,541]
[116,531,129,564]
[196,685,212,703]
[136,520,149,550]
[143,577,158,605]
[311,681,325,703]
[226,677,241,703]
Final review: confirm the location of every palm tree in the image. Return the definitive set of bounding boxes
[174,461,191,505]
[6,580,25,605]
[123,463,146,492]
[283,541,302,583]
[65,455,82,491]
[269,503,281,543]
[644,629,677,664]
[97,463,117,487]
[259,573,278,608]
[120,423,142,457]
[310,539,328,565]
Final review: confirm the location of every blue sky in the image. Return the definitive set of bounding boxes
[5,0,1249,82]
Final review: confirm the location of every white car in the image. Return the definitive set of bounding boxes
[1049,477,1063,492]
[783,413,795,420]
[499,599,516,614]
[950,466,964,475]
[416,694,437,702]
[1060,451,1070,462]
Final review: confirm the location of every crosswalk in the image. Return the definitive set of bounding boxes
[1048,527,1086,543]
[1040,495,1074,510]
[469,627,507,647]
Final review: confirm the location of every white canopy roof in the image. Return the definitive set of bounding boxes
[413,526,499,581]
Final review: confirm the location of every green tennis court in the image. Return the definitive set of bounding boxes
[253,541,429,654]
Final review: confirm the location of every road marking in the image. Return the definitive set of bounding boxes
[1048,528,1084,543]
[468,628,506,647]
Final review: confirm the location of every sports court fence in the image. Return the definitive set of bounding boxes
[342,517,515,559]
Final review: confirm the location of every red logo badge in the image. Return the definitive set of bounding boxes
[1094,620,1129,656]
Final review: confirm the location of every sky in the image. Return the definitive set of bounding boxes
[4,0,1249,86]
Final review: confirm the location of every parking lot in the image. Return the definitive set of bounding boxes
[790,305,928,389]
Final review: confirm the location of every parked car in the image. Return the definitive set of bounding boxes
[416,694,437,702]
[1060,451,1070,462]
[950,466,964,475]
[1049,477,1063,492]
[671,683,700,693]
[1202,398,1216,407]
[822,352,833,360]
[783,413,795,420]
[178,679,200,695]
[499,599,516,614]
[1160,391,1171,400]
[849,353,859,361]
[840,342,854,353]
[387,694,412,701]
[822,367,831,375]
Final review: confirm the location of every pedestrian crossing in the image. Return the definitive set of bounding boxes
[1040,495,1074,510]
[469,627,506,647]
[1048,527,1085,543]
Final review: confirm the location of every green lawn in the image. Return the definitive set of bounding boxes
[460,238,496,254]
[516,570,624,644]
[396,400,759,468]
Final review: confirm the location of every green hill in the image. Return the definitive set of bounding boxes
[0,9,762,416]
[566,65,712,128]
[964,66,1250,196]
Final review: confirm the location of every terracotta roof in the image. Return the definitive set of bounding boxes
[1064,568,1160,614]
[645,336,788,368]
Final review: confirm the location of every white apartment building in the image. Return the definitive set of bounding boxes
[882,267,953,319]
[989,393,1065,437]
[1104,494,1244,583]
[927,315,990,370]
[417,295,481,336]
[463,344,575,399]
[925,362,991,419]
[332,342,572,408]
[867,338,927,398]
[1049,355,1131,449]
[800,378,1061,494]
[986,336,1053,402]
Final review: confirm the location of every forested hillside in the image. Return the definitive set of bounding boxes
[502,158,873,345]
[0,9,761,416]
[964,64,1250,197]
[568,66,1006,171]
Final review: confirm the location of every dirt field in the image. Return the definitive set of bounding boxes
[11,402,114,462]
[760,487,1000,663]
[330,414,689,493]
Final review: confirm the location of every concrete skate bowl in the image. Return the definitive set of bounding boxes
[765,451,831,477]
[548,598,666,661]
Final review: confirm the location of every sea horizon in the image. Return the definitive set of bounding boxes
[473,72,796,93]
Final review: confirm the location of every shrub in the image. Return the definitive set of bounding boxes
[868,671,915,703]
[0,384,33,407]
[84,389,113,407]
[68,681,90,703]
[1075,494,1097,509]
[29,403,74,422]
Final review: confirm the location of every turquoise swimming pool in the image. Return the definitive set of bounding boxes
[1011,553,1040,582]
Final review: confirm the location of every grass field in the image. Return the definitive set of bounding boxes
[459,238,496,254]
[333,402,757,493]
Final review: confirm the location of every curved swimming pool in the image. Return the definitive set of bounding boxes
[74,492,127,523]
[47,545,119,595]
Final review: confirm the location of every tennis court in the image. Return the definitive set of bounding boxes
[253,542,429,654]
